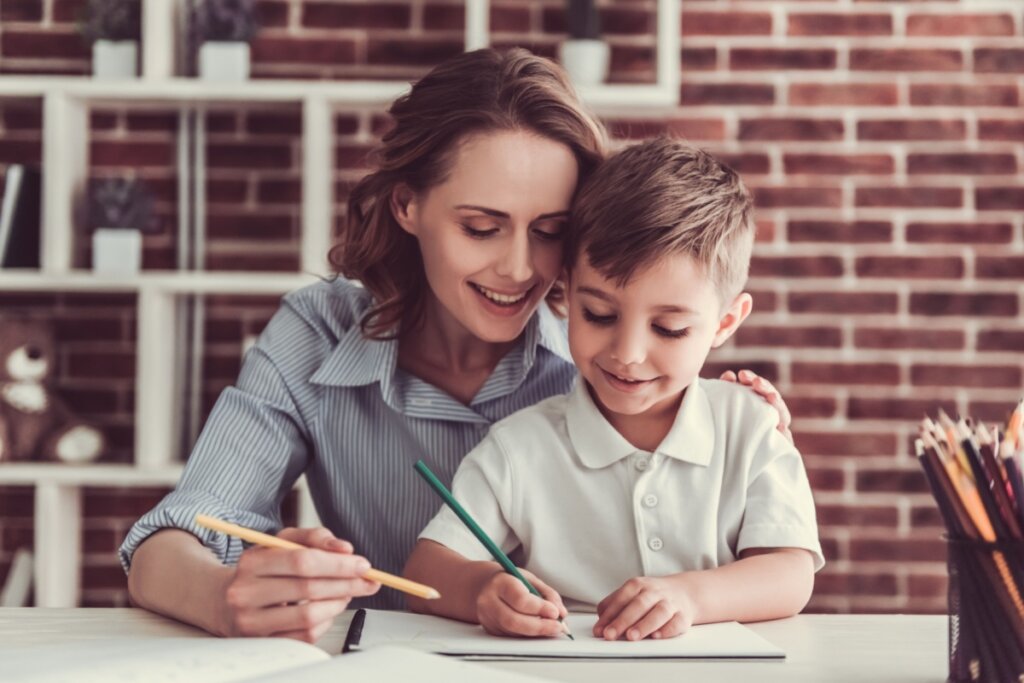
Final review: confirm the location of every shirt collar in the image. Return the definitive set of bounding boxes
[567,378,715,469]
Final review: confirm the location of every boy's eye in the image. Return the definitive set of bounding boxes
[582,308,615,325]
[654,325,690,339]
[460,224,499,239]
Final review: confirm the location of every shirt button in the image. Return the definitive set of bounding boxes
[643,494,659,508]
[648,537,664,551]
[635,457,649,471]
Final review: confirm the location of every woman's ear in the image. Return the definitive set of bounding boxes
[390,184,419,236]
[711,292,752,349]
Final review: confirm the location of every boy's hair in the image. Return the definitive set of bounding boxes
[566,138,755,306]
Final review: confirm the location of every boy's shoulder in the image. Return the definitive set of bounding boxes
[486,391,573,451]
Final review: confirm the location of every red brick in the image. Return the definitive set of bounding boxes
[793,362,900,386]
[205,112,239,133]
[683,12,771,35]
[206,252,299,272]
[244,112,301,136]
[82,564,129,590]
[52,0,85,22]
[0,139,41,164]
[977,330,1024,352]
[911,84,1018,107]
[2,106,42,131]
[491,7,530,33]
[680,83,774,106]
[0,488,34,517]
[2,525,33,551]
[734,326,842,348]
[1,0,43,21]
[90,141,173,168]
[739,118,843,141]
[254,1,290,27]
[910,293,1017,317]
[256,178,301,204]
[600,8,654,35]
[61,293,136,308]
[335,144,374,169]
[857,469,930,494]
[207,213,296,240]
[700,362,779,383]
[681,48,717,71]
[908,574,947,599]
[820,505,900,528]
[335,115,359,136]
[849,397,958,421]
[805,467,846,492]
[607,118,725,141]
[912,364,1022,388]
[968,401,1022,423]
[815,572,899,596]
[788,220,892,243]
[61,388,121,414]
[752,187,842,209]
[850,537,946,563]
[748,290,778,312]
[789,83,897,107]
[206,179,248,204]
[976,256,1024,280]
[979,119,1024,142]
[750,256,844,277]
[910,153,1017,175]
[786,395,839,419]
[0,29,90,59]
[251,37,357,65]
[784,153,893,175]
[302,2,410,29]
[854,327,964,350]
[424,4,463,30]
[976,187,1024,211]
[855,256,964,279]
[124,112,177,133]
[789,13,891,36]
[715,153,770,175]
[796,431,898,457]
[910,505,944,529]
[901,218,967,246]
[857,119,965,141]
[366,39,464,66]
[790,292,898,315]
[608,45,655,80]
[66,351,136,379]
[730,48,835,70]
[207,142,292,169]
[851,49,962,71]
[975,48,1024,74]
[855,186,962,208]
[907,14,1014,36]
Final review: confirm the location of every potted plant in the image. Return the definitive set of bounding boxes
[88,177,156,276]
[558,0,609,87]
[193,0,259,82]
[80,0,142,80]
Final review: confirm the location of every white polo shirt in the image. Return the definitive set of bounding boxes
[419,377,825,611]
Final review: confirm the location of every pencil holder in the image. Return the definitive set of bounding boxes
[946,537,1024,683]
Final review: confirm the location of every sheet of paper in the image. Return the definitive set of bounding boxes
[352,610,785,660]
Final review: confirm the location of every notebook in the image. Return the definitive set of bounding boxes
[0,640,554,682]
[346,609,786,660]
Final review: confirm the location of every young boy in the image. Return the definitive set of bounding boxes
[402,138,824,642]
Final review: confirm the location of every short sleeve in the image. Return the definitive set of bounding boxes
[736,419,825,572]
[119,301,319,572]
[417,433,520,562]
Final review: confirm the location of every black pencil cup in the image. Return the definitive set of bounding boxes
[947,537,1024,683]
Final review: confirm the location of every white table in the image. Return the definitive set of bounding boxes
[0,608,948,682]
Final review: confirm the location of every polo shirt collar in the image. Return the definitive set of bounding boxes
[567,378,715,469]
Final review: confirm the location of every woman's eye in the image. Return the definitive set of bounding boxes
[582,308,615,325]
[460,224,499,239]
[655,326,690,339]
[533,229,563,242]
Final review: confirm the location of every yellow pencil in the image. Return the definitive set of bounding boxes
[195,514,441,600]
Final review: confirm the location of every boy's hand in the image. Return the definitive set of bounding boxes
[594,576,696,641]
[476,569,568,638]
[720,369,793,443]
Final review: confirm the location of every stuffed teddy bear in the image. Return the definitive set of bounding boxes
[0,317,106,463]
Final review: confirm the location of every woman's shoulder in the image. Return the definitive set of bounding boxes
[278,277,373,342]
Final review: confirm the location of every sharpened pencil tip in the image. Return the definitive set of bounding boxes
[427,590,441,599]
[566,633,575,640]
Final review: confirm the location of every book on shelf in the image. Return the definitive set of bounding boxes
[0,164,42,269]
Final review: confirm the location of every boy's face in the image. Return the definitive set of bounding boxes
[567,252,752,422]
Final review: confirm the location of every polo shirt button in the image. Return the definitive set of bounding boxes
[648,537,664,551]
[635,457,649,471]
[643,494,658,508]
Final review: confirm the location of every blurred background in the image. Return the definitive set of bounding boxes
[0,0,1021,610]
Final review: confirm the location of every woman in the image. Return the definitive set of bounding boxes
[123,48,791,643]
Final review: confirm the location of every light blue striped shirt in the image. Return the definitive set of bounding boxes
[119,278,576,609]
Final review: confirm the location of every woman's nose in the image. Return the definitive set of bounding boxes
[495,231,533,283]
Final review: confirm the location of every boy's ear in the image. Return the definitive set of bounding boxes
[711,292,752,349]
[390,184,419,235]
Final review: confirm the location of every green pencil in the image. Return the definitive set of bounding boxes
[413,459,574,640]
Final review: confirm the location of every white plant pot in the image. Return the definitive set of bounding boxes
[199,42,251,82]
[559,39,610,87]
[92,40,138,80]
[92,228,142,276]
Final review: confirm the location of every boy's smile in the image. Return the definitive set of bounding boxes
[567,253,751,450]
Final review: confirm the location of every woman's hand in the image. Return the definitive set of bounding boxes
[594,576,697,641]
[219,527,380,642]
[475,569,568,638]
[720,369,793,442]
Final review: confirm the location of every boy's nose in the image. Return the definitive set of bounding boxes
[609,328,647,366]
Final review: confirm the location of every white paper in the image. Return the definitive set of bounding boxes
[351,610,785,660]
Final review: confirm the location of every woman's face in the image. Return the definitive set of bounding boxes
[394,130,579,343]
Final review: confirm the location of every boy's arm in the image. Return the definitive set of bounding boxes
[403,539,504,621]
[593,547,815,641]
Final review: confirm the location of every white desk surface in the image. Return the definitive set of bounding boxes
[0,608,947,682]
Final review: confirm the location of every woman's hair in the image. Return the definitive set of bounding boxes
[330,48,608,340]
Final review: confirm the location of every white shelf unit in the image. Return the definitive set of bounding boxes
[0,0,681,607]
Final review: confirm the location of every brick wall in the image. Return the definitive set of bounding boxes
[1,0,1022,611]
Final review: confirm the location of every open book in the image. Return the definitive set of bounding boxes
[348,609,785,660]
[2,640,553,683]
